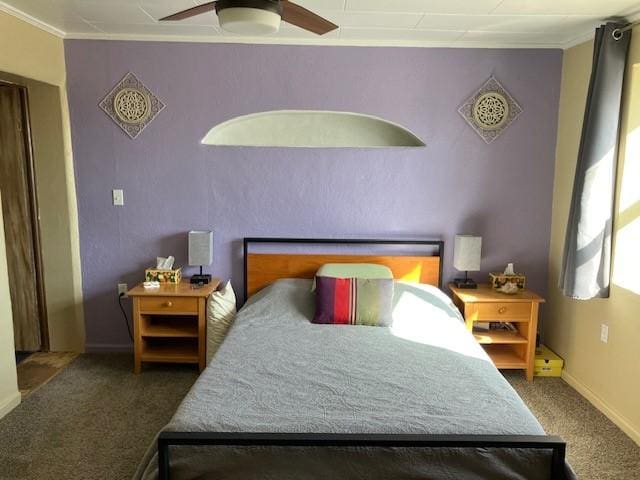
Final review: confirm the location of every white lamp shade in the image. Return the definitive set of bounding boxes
[218,7,281,35]
[453,235,482,272]
[188,231,213,267]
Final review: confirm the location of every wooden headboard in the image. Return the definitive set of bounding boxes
[243,238,444,298]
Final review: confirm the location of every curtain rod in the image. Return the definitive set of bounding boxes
[613,20,639,40]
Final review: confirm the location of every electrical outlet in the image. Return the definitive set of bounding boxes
[112,189,124,206]
[118,283,128,297]
[600,324,609,343]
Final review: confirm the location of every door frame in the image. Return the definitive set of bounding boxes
[0,79,50,351]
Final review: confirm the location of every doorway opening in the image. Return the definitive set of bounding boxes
[0,81,49,356]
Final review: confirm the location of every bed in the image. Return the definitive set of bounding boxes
[134,238,572,480]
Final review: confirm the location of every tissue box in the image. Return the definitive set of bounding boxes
[489,272,526,289]
[145,267,182,284]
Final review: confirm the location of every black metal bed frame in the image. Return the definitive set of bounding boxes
[156,237,567,480]
[158,432,567,480]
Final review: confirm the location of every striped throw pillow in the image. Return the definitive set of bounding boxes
[313,276,394,327]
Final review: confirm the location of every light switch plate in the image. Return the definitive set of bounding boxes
[112,189,124,206]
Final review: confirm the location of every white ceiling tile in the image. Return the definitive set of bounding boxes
[2,0,636,47]
[277,25,340,39]
[493,0,640,16]
[340,27,464,41]
[71,0,155,24]
[88,22,221,36]
[139,0,197,8]
[4,0,82,24]
[141,1,219,26]
[346,0,503,15]
[459,30,572,45]
[346,0,432,14]
[139,0,198,19]
[289,0,346,11]
[320,11,423,28]
[418,14,567,32]
[3,0,51,18]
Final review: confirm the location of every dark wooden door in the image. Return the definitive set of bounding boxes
[0,85,46,351]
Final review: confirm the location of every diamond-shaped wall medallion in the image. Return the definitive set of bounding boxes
[458,76,522,144]
[99,72,165,139]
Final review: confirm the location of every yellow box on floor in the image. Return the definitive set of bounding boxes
[535,345,564,377]
[534,345,563,377]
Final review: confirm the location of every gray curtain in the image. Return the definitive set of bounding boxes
[559,23,631,299]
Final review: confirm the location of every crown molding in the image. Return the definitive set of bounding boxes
[561,32,595,49]
[0,1,65,38]
[64,31,564,50]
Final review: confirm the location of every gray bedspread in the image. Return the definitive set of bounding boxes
[135,279,574,480]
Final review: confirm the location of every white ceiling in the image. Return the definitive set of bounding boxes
[2,0,640,49]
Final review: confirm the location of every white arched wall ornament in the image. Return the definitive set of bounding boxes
[458,76,522,144]
[201,110,425,148]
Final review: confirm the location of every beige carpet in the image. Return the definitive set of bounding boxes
[0,354,638,479]
[0,354,197,480]
[505,371,640,480]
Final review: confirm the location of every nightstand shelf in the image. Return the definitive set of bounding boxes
[128,280,220,373]
[473,330,528,345]
[483,345,528,369]
[140,316,199,338]
[450,283,545,381]
[141,339,199,364]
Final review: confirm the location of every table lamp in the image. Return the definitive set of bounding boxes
[189,230,213,285]
[453,234,482,289]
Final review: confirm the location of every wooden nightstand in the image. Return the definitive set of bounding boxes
[127,279,220,374]
[449,283,545,381]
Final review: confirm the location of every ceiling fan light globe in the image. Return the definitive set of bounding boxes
[218,7,281,35]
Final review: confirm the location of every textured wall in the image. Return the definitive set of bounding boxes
[64,40,562,351]
[546,32,640,444]
[0,10,65,86]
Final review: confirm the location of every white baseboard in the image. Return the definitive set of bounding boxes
[0,391,21,420]
[85,343,133,353]
[562,370,640,446]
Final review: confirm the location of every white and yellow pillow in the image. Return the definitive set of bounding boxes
[206,280,236,363]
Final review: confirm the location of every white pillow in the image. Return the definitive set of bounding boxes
[311,263,394,291]
[206,280,237,363]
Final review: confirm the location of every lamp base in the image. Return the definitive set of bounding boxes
[453,277,477,289]
[190,274,212,285]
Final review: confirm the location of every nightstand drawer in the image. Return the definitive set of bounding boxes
[139,296,198,314]
[476,302,532,321]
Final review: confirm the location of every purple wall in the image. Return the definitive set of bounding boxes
[64,40,562,351]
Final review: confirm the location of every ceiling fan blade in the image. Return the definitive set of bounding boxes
[159,2,217,21]
[281,1,338,35]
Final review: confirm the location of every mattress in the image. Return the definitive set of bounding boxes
[135,279,574,480]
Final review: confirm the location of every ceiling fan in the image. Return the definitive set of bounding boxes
[160,0,339,36]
